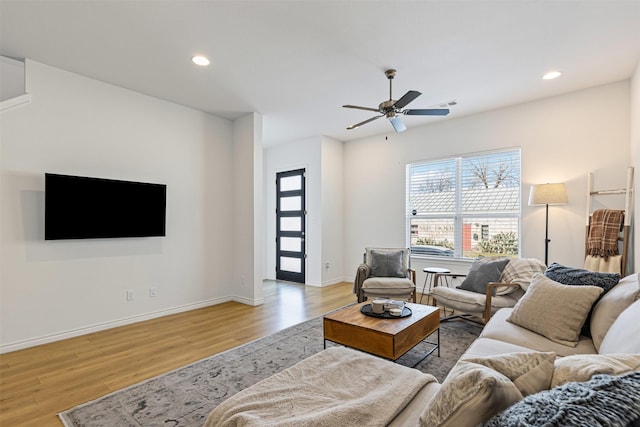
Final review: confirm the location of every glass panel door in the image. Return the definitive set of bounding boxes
[276,169,306,283]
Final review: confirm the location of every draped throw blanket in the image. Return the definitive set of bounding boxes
[587,209,624,259]
[353,263,370,302]
[203,347,437,427]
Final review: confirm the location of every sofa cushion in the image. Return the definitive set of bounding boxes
[551,354,640,388]
[419,360,523,427]
[387,382,442,427]
[431,287,518,315]
[498,257,547,293]
[458,258,510,294]
[482,308,596,356]
[483,372,640,427]
[362,277,414,290]
[590,273,640,351]
[507,274,603,347]
[462,337,539,359]
[544,263,620,337]
[599,299,640,354]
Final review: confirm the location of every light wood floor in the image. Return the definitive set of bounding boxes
[0,281,356,426]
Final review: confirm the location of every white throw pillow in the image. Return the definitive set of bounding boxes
[419,361,522,427]
[463,351,555,396]
[599,299,640,354]
[507,274,603,347]
[551,354,640,388]
[419,351,555,427]
[590,273,640,351]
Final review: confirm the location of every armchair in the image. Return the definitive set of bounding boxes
[353,247,416,303]
[431,258,546,324]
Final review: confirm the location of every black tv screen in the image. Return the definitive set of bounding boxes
[45,173,166,240]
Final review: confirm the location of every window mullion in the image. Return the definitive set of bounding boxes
[454,157,463,257]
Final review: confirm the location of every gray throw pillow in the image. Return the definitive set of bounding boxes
[458,258,510,294]
[370,250,405,278]
[544,263,620,337]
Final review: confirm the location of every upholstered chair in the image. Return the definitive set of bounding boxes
[353,247,416,303]
[431,258,546,323]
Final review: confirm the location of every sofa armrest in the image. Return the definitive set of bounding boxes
[484,282,520,323]
[354,263,371,302]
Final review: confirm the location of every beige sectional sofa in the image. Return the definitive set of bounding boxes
[205,274,640,427]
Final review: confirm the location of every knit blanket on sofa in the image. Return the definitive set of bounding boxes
[484,371,640,427]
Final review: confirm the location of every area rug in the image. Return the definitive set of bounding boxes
[59,314,482,427]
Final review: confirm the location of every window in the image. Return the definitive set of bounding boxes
[407,149,521,259]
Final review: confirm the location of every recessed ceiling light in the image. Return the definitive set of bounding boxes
[542,70,562,80]
[192,56,210,66]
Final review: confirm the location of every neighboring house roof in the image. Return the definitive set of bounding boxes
[410,187,520,214]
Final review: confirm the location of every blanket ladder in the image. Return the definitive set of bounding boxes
[585,166,634,274]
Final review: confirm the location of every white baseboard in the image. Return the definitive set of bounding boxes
[305,277,351,287]
[0,296,243,354]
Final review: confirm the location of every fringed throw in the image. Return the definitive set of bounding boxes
[587,209,624,258]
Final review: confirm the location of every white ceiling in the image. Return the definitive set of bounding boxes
[1,1,639,146]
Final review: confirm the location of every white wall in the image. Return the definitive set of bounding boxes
[264,137,321,284]
[0,60,236,352]
[232,113,264,305]
[320,136,344,284]
[263,136,345,286]
[631,61,640,273]
[0,56,25,101]
[344,81,632,283]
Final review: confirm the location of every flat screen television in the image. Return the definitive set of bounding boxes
[45,173,167,240]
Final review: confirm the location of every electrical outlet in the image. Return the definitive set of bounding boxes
[149,287,157,297]
[325,262,330,270]
[126,290,135,301]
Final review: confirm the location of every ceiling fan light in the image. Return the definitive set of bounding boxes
[389,116,407,133]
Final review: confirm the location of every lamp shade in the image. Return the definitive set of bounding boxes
[528,183,568,206]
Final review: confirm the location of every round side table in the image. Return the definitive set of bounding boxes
[419,267,451,304]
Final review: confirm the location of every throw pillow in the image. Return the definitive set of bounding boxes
[463,351,555,396]
[483,372,640,427]
[369,249,404,278]
[551,354,640,388]
[590,273,640,351]
[506,274,603,347]
[457,257,510,294]
[497,257,546,294]
[544,263,620,337]
[419,361,523,427]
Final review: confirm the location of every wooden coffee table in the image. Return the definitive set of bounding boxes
[323,302,440,365]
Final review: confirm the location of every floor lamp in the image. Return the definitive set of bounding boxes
[528,183,568,265]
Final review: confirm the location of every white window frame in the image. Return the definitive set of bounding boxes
[406,148,522,259]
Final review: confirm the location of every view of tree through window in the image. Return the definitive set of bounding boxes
[407,149,521,258]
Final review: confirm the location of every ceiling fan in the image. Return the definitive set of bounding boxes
[343,69,452,133]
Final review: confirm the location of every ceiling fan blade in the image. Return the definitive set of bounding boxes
[393,90,421,109]
[404,108,450,116]
[347,115,383,130]
[343,104,380,113]
[389,116,407,133]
